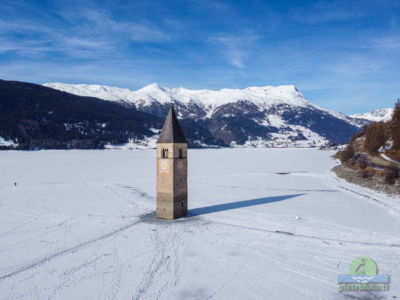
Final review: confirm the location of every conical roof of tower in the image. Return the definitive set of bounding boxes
[157,107,187,143]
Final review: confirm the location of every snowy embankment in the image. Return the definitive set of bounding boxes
[0,149,399,299]
[380,153,400,165]
[0,137,18,148]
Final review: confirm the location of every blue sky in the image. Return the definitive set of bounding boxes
[0,0,399,114]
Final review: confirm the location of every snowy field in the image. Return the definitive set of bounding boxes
[0,148,399,299]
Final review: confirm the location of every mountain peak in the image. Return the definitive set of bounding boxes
[138,82,164,92]
[44,82,310,109]
[351,108,394,122]
[39,80,363,147]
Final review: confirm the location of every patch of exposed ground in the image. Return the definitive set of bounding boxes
[332,164,400,196]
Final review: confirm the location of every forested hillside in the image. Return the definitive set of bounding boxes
[336,100,400,189]
[0,80,162,149]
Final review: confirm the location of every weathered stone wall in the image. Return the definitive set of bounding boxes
[156,143,188,219]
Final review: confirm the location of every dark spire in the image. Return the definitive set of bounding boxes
[157,107,187,143]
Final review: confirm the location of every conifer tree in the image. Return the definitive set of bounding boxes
[364,121,386,153]
[389,99,400,150]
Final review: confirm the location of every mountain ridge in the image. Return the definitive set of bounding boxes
[0,79,365,150]
[44,82,323,112]
[0,79,163,149]
[350,108,394,122]
[44,82,363,148]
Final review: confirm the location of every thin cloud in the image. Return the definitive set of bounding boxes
[0,40,52,55]
[290,1,370,23]
[0,5,170,61]
[214,35,259,68]
[328,56,386,77]
[1,0,399,115]
[371,36,400,50]
[185,0,232,13]
[76,9,169,42]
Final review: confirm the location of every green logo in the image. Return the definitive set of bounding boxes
[338,256,390,292]
[349,256,378,276]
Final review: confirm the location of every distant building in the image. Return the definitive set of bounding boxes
[156,107,188,219]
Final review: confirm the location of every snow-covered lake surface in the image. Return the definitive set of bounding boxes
[0,149,399,299]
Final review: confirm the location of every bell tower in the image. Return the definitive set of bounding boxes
[156,107,188,220]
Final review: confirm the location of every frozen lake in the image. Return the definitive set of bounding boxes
[0,148,399,299]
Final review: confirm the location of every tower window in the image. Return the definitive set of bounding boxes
[179,148,183,158]
[162,148,168,158]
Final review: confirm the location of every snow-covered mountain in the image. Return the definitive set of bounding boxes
[350,108,394,122]
[44,82,362,147]
[44,82,309,108]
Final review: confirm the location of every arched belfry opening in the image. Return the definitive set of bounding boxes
[161,148,168,158]
[156,107,188,220]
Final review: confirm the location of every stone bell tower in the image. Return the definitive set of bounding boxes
[156,107,188,220]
